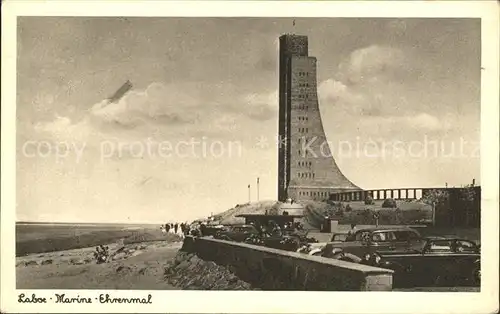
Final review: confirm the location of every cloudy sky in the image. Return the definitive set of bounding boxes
[16,17,480,223]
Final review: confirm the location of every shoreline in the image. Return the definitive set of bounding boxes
[16,225,181,256]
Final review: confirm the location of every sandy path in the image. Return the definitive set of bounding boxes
[17,241,182,290]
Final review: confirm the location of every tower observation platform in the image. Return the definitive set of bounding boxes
[277,34,361,202]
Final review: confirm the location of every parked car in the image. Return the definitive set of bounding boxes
[297,242,326,255]
[320,227,424,260]
[203,224,226,237]
[299,232,348,256]
[359,237,480,287]
[330,232,348,242]
[262,234,302,251]
[214,224,260,242]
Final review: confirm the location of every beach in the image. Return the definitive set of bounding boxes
[16,223,184,289]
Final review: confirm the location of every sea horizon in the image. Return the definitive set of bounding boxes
[16,221,162,226]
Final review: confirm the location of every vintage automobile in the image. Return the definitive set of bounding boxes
[331,232,349,242]
[214,224,260,242]
[262,234,302,251]
[234,213,316,251]
[319,227,424,260]
[358,237,481,287]
[243,233,266,245]
[202,224,226,237]
[259,226,307,251]
[298,232,348,255]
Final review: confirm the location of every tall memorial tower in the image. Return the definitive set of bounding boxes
[277,34,360,201]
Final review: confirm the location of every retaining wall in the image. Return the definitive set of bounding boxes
[181,236,393,291]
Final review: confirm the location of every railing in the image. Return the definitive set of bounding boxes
[329,188,425,202]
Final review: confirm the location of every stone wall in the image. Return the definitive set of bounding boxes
[181,236,393,291]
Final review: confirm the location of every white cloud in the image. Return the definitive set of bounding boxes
[90,82,200,127]
[34,115,94,142]
[318,46,413,119]
[409,113,443,131]
[244,90,278,108]
[318,79,365,115]
[353,112,451,136]
[338,45,407,85]
[32,83,278,147]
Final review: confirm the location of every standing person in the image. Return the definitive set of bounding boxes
[273,223,282,236]
[174,223,179,234]
[174,223,183,237]
[347,223,357,236]
[199,222,206,237]
[191,223,200,237]
[177,224,184,238]
[165,223,171,233]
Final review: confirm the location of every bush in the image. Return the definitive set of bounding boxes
[334,204,345,217]
[364,195,374,205]
[382,198,397,208]
[93,245,110,264]
[421,189,449,206]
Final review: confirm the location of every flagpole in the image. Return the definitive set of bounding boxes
[257,177,260,202]
[248,184,251,204]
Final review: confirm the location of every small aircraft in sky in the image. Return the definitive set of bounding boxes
[106,80,133,104]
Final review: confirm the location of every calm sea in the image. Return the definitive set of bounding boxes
[16,222,159,242]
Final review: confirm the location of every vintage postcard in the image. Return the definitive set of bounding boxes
[1,0,499,313]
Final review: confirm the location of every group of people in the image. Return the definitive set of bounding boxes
[160,220,216,237]
[161,222,190,238]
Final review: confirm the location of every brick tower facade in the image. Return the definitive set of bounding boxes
[278,34,361,202]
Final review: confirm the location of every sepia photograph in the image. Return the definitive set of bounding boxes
[2,1,499,313]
